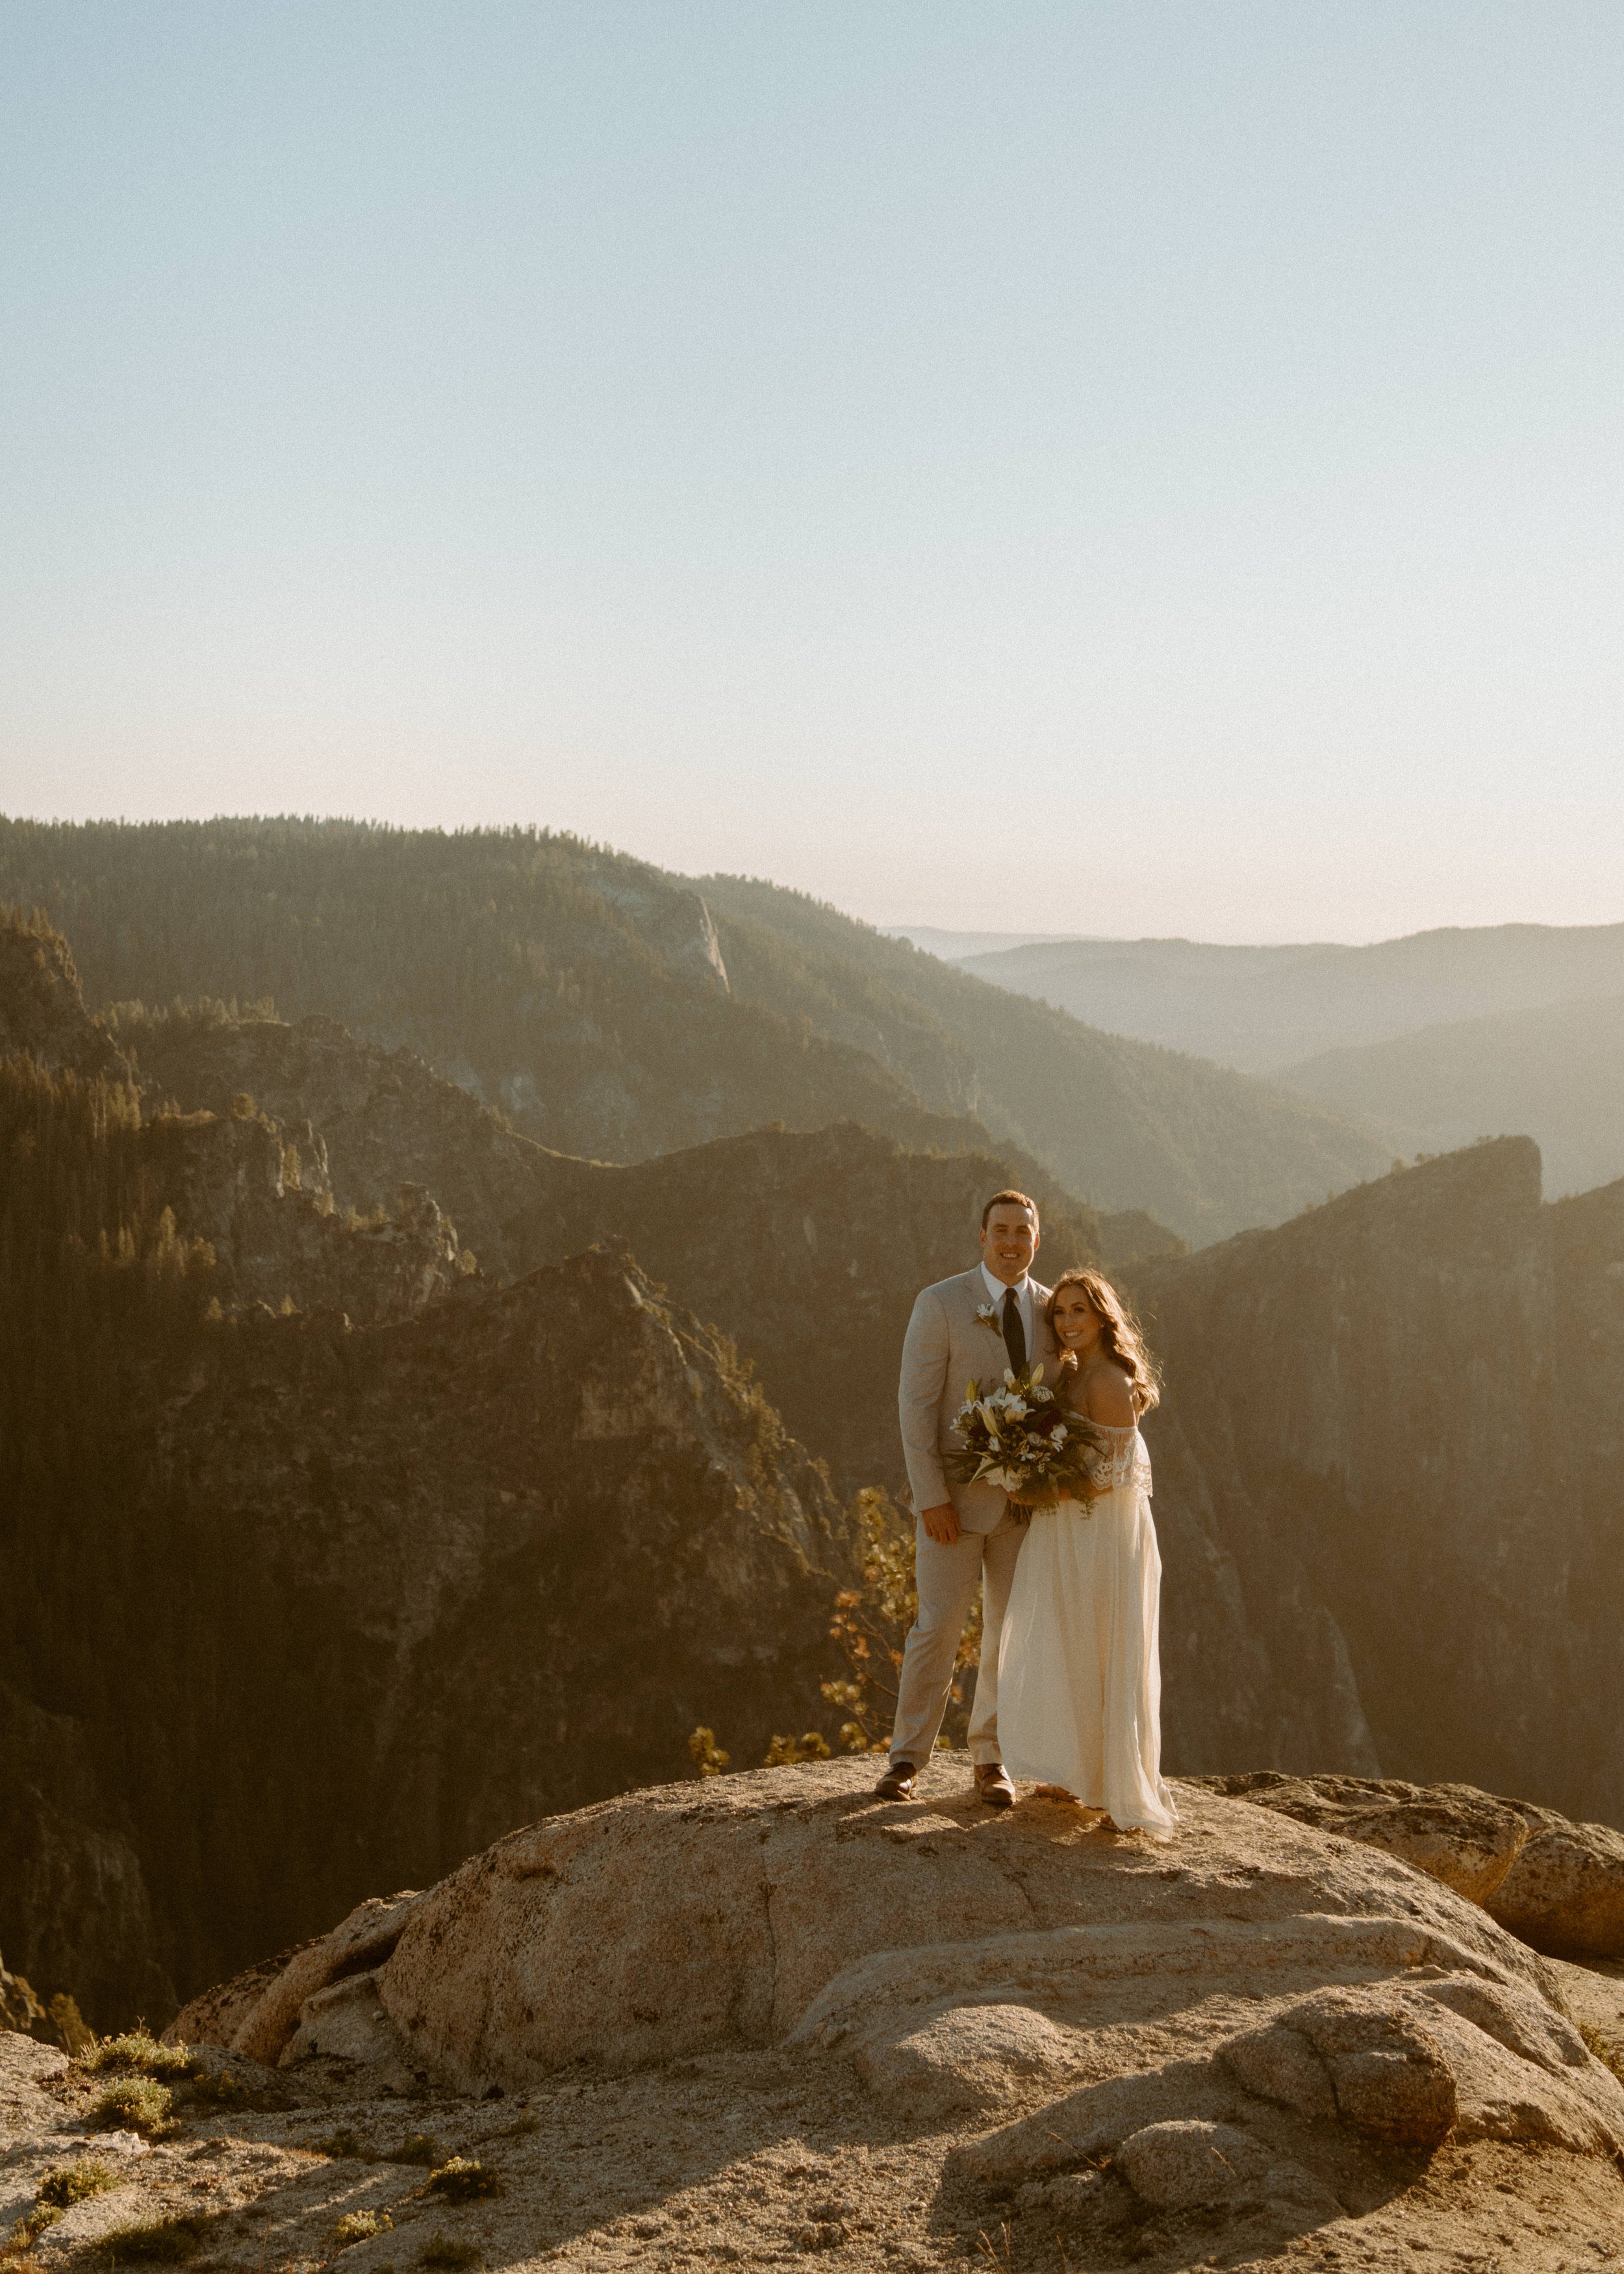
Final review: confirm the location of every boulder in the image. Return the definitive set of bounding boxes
[1218,1975,1624,2156]
[1491,1815,1624,1960]
[371,1763,1559,2096]
[126,1759,1624,2273]
[1222,1987,1458,2147]
[278,1967,417,2086]
[1115,2119,1336,2219]
[169,1891,422,2066]
[1196,1773,1624,1960]
[852,2001,1085,2118]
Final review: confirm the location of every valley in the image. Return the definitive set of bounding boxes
[4,857,1623,2048]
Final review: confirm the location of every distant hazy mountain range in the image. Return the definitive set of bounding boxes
[954,923,1624,1067]
[883,925,1097,963]
[943,921,1624,1200]
[1271,993,1624,1201]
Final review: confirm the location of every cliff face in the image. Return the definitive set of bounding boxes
[115,1002,1175,1492]
[502,1125,1115,1497]
[0,1680,175,2026]
[142,1108,464,1322]
[0,915,125,1077]
[1132,1140,1624,1820]
[124,1007,548,1282]
[0,1222,852,2023]
[162,1243,848,1868]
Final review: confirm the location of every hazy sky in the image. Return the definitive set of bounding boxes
[5,2,1622,940]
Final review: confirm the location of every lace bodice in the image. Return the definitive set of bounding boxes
[1082,1420,1152,1497]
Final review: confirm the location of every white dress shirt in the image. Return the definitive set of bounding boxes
[980,1262,1037,1364]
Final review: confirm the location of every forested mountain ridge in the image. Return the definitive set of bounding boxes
[0,815,993,1168]
[0,990,853,2019]
[0,814,1393,1242]
[696,874,1395,1241]
[0,916,465,1323]
[112,984,1171,1488]
[3,904,1164,1480]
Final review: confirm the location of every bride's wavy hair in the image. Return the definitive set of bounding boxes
[1046,1268,1161,1416]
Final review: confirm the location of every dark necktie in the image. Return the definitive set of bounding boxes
[1002,1284,1027,1374]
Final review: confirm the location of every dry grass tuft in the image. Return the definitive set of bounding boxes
[419,2238,480,2271]
[98,2216,203,2263]
[383,2135,440,2167]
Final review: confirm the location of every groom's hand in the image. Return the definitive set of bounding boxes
[920,1501,961,1545]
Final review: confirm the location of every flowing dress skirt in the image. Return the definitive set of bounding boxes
[997,1482,1178,1837]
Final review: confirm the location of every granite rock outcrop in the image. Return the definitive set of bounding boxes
[1195,1772,1624,1960]
[149,1759,1624,2271]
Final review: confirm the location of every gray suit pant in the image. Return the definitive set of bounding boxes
[889,1506,1026,1769]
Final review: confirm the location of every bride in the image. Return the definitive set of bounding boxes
[996,1268,1178,1838]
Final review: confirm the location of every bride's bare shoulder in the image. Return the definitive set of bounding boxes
[1077,1359,1136,1427]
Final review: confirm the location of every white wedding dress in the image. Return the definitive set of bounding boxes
[996,1418,1178,1838]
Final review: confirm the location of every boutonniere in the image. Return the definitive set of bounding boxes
[974,1302,1003,1332]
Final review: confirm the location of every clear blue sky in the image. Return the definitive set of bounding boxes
[4,2,1621,939]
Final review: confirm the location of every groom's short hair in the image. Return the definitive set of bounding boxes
[982,1188,1039,1230]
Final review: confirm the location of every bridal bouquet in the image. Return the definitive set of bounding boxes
[944,1364,1105,1510]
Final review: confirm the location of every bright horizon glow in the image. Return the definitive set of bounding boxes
[4,3,1623,942]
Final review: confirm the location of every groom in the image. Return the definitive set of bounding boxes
[877,1189,1056,1807]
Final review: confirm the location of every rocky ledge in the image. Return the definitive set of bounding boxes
[8,1759,1617,2271]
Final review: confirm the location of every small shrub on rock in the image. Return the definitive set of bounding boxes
[763,1732,831,1766]
[315,2130,366,2160]
[383,2136,440,2167]
[333,2212,394,2249]
[38,2160,120,2208]
[687,1726,730,1777]
[426,2159,498,2203]
[92,2078,172,2138]
[85,2033,194,2080]
[99,2216,203,2263]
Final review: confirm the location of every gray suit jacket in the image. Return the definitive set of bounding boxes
[898,1268,1058,1534]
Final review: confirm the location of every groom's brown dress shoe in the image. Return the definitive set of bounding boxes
[875,1759,917,1801]
[974,1762,1016,1809]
